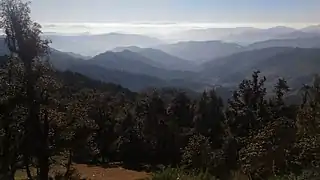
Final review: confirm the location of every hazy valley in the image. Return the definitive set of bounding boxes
[3,25,320,96]
[2,1,320,179]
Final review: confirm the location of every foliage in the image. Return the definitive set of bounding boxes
[181,134,214,170]
[269,168,320,180]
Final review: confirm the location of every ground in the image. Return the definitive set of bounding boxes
[74,164,150,180]
[15,164,150,180]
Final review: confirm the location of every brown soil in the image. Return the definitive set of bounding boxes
[74,164,150,180]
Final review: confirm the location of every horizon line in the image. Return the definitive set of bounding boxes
[39,22,319,29]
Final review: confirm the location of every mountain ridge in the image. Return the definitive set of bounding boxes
[112,46,197,71]
[46,33,163,56]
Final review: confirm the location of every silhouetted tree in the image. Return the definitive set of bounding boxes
[1,0,52,179]
[194,90,225,149]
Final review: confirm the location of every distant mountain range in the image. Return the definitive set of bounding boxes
[223,26,298,43]
[200,47,320,88]
[0,38,206,91]
[51,49,208,91]
[301,25,320,33]
[149,37,320,63]
[166,27,257,42]
[39,35,320,66]
[154,41,243,62]
[38,25,320,61]
[26,45,320,92]
[246,37,320,50]
[112,46,197,71]
[168,25,320,44]
[2,30,320,94]
[88,50,196,80]
[46,33,163,56]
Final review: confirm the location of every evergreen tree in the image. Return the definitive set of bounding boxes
[87,92,117,163]
[134,91,168,164]
[225,71,270,177]
[227,71,269,140]
[194,89,225,149]
[167,92,193,129]
[117,109,145,166]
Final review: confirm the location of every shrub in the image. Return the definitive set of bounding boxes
[268,168,320,180]
[52,168,82,180]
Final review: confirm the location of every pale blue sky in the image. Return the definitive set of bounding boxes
[29,0,320,24]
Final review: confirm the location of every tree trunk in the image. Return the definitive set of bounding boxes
[39,109,49,180]
[39,153,49,180]
[24,61,37,180]
[24,155,33,180]
[9,161,17,180]
[64,149,73,177]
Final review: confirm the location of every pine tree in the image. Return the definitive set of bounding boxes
[225,71,270,177]
[134,91,168,164]
[117,109,145,166]
[194,89,225,149]
[226,71,269,140]
[168,92,193,127]
[87,92,117,163]
[227,74,297,178]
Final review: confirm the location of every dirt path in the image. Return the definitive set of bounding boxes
[74,164,150,180]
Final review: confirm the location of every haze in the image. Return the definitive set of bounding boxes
[29,0,320,35]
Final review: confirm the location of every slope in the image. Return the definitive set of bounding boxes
[88,50,197,80]
[201,47,320,88]
[246,37,320,51]
[201,47,294,81]
[46,33,163,56]
[112,46,196,71]
[50,50,208,91]
[154,40,243,62]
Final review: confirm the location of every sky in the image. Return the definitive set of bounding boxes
[28,0,320,34]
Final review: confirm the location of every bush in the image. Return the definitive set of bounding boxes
[268,168,320,180]
[52,168,82,180]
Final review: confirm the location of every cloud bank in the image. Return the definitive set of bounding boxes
[41,22,313,36]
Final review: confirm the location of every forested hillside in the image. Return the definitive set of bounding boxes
[112,46,197,71]
[201,47,320,88]
[88,50,196,80]
[0,44,208,92]
[0,1,320,180]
